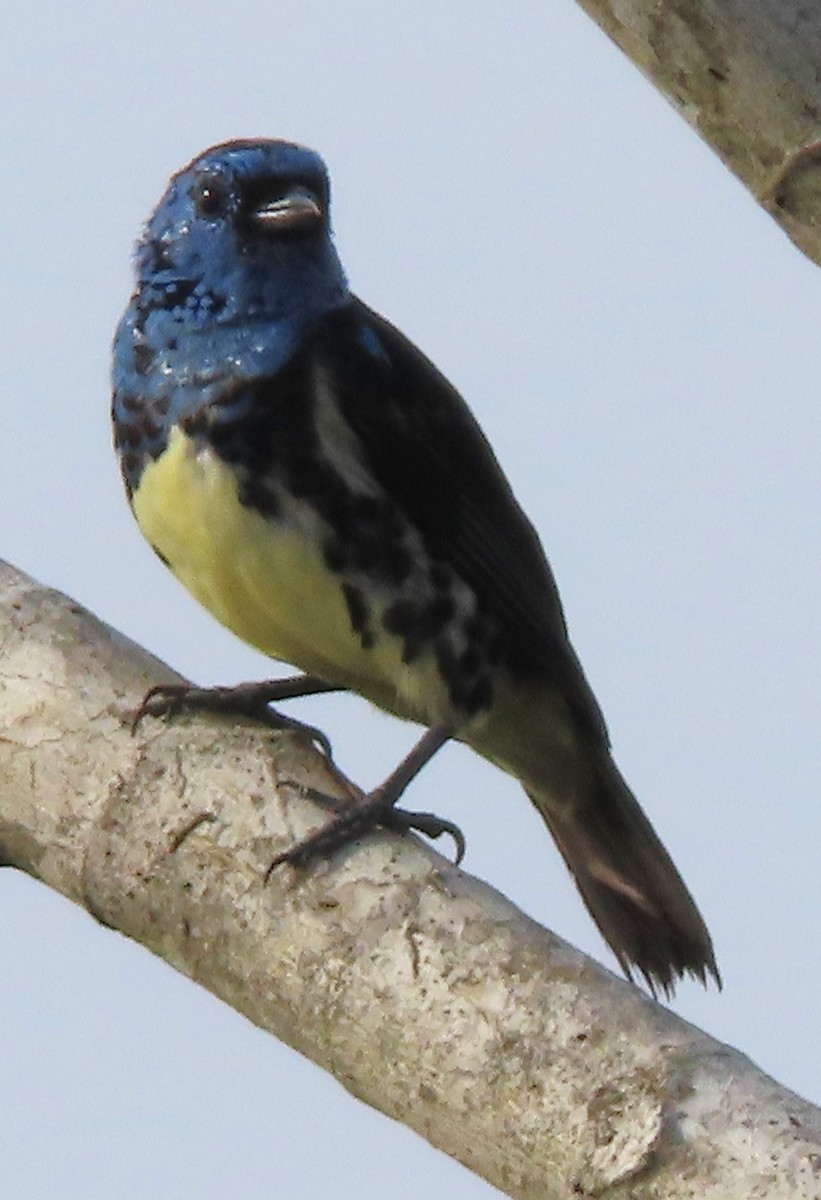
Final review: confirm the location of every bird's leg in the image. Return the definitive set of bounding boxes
[267,723,465,871]
[133,673,342,757]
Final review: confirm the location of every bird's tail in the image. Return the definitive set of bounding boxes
[525,757,719,997]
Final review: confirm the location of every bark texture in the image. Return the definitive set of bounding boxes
[1,558,820,1198]
[575,0,821,265]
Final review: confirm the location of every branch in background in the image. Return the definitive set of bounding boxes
[575,0,821,264]
[1,558,819,1198]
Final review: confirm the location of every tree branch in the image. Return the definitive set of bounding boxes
[574,0,821,266]
[1,557,819,1197]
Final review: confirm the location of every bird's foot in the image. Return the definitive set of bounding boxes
[266,786,465,876]
[267,721,464,872]
[132,676,338,758]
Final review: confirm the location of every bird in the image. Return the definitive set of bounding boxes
[112,138,719,996]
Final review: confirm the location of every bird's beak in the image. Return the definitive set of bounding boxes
[252,186,323,231]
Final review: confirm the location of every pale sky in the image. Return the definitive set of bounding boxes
[1,3,819,1197]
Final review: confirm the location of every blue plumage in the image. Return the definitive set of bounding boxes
[113,141,347,494]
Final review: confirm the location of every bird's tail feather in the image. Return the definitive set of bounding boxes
[526,759,719,997]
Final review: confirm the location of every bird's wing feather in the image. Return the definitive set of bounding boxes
[311,299,608,743]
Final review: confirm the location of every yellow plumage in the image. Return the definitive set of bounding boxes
[132,426,455,725]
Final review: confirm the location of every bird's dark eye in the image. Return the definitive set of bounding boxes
[190,171,231,219]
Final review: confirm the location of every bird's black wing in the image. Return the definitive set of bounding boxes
[311,299,609,743]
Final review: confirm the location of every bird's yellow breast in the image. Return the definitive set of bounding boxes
[131,427,450,722]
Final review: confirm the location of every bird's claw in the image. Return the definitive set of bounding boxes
[385,808,466,864]
[266,794,466,878]
[131,683,192,731]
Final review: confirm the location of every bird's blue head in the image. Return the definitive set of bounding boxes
[112,141,352,484]
[132,139,349,330]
